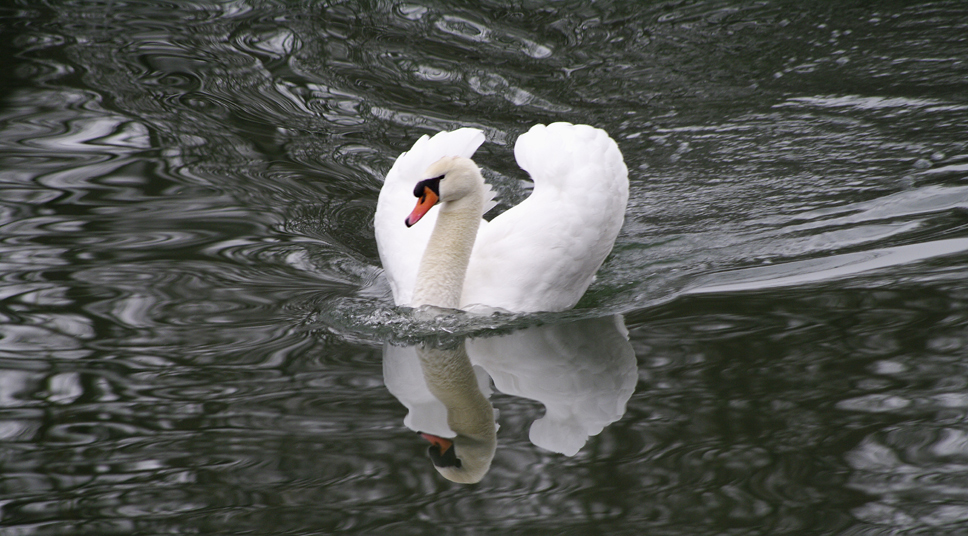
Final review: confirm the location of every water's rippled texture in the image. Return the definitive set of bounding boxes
[2,0,968,534]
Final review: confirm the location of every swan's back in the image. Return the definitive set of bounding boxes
[461,123,628,312]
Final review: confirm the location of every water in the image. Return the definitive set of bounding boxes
[2,0,968,534]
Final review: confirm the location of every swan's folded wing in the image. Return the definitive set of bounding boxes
[375,128,486,305]
[462,123,629,312]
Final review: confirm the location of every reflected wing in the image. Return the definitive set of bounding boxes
[462,123,629,312]
[375,128,487,305]
[466,315,637,456]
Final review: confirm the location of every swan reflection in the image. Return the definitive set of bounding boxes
[383,315,637,483]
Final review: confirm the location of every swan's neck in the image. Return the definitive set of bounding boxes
[411,194,483,310]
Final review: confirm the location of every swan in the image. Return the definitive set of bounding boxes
[375,122,628,312]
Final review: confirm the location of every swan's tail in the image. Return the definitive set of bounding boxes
[514,122,628,198]
[460,123,629,312]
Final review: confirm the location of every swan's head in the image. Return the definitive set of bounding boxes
[419,431,496,484]
[405,156,484,228]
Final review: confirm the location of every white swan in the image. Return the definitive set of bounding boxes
[375,122,628,313]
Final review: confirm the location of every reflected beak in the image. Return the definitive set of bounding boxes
[419,432,454,454]
[405,187,439,228]
[418,432,461,468]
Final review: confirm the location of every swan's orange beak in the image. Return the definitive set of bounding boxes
[419,432,453,454]
[405,186,438,228]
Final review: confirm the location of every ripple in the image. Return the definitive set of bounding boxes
[781,94,968,113]
[3,1,968,534]
[686,238,968,294]
[413,64,459,83]
[847,433,968,531]
[233,26,299,59]
[0,324,86,357]
[837,394,912,413]
[435,14,489,42]
[467,72,571,112]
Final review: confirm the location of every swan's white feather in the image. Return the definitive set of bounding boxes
[375,128,487,304]
[376,122,628,313]
[462,123,628,311]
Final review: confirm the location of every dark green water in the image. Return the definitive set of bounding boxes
[2,1,968,534]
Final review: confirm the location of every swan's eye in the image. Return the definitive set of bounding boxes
[413,176,443,198]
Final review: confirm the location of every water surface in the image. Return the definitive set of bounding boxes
[2,1,968,534]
